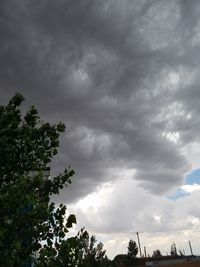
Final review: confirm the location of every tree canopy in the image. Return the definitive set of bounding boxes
[152,249,162,258]
[0,93,111,267]
[0,93,76,266]
[170,242,177,256]
[127,239,138,258]
[56,228,109,267]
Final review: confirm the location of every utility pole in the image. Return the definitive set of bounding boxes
[136,232,142,258]
[144,246,147,257]
[188,241,193,257]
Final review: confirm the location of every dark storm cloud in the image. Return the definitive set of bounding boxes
[1,0,200,202]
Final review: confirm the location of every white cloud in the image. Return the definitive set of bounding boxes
[180,184,200,193]
[162,131,180,143]
[68,178,200,258]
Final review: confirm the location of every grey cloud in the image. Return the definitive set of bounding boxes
[1,0,200,202]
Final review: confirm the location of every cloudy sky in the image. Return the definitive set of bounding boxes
[1,0,200,259]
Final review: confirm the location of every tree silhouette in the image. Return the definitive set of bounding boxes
[0,93,76,266]
[127,239,138,258]
[170,242,177,256]
[57,228,109,266]
[152,249,162,258]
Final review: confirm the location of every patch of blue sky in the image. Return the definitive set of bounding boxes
[167,168,200,201]
[185,169,200,185]
[167,188,190,200]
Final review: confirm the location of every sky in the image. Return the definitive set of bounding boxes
[1,0,200,259]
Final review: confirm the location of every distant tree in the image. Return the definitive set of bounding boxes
[127,239,138,258]
[56,228,109,267]
[113,254,139,267]
[152,249,162,258]
[113,254,129,266]
[170,242,177,256]
[0,93,76,266]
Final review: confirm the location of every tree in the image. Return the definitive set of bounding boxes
[170,242,177,256]
[56,228,109,267]
[0,93,76,266]
[152,249,162,258]
[127,239,138,258]
[113,254,139,267]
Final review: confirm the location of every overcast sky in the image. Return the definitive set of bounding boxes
[1,0,200,259]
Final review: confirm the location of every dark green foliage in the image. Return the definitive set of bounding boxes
[53,228,109,267]
[152,249,162,258]
[112,239,139,266]
[127,239,138,258]
[0,93,76,266]
[113,254,139,267]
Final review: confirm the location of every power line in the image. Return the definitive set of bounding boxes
[134,226,200,235]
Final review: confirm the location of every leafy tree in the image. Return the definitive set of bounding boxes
[127,239,138,258]
[0,93,76,266]
[56,228,109,267]
[112,240,140,267]
[113,254,139,267]
[152,249,162,258]
[75,228,109,267]
[113,254,129,266]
